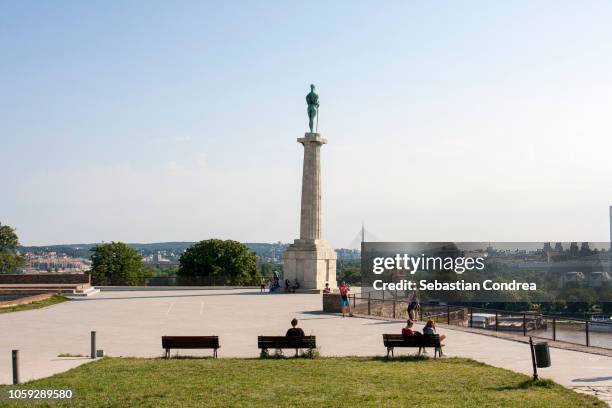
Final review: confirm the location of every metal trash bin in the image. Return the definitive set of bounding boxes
[534,342,551,368]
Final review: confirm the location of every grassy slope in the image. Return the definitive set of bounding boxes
[0,357,603,408]
[0,295,67,314]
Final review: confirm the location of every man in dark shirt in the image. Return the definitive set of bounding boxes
[286,318,305,336]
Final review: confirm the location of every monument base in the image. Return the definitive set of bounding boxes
[283,239,337,290]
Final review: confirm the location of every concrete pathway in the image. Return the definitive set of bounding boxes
[1,289,611,403]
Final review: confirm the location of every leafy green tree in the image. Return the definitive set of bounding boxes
[259,262,282,278]
[337,260,361,285]
[179,239,260,285]
[559,287,599,314]
[90,242,150,285]
[143,265,178,277]
[0,223,25,274]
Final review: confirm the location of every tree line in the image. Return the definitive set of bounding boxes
[89,239,261,286]
[0,222,263,285]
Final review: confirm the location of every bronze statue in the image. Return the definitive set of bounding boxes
[306,84,319,133]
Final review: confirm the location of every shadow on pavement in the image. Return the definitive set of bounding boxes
[573,376,612,382]
[78,292,258,301]
[365,320,404,325]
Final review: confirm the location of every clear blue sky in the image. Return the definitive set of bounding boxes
[2,1,611,247]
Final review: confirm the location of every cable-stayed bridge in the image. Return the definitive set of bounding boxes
[346,225,381,250]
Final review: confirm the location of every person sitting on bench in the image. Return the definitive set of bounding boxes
[402,320,416,337]
[286,318,305,337]
[291,279,300,293]
[422,319,446,356]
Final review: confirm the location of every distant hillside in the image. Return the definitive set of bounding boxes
[19,242,291,259]
[19,242,359,262]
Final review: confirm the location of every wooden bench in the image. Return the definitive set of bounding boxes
[383,334,443,358]
[257,336,316,357]
[161,336,219,358]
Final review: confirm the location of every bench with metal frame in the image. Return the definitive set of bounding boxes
[161,336,219,358]
[383,334,443,358]
[257,336,316,357]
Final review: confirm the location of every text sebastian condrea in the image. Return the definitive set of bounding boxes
[372,280,537,291]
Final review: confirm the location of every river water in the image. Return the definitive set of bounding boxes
[478,321,612,349]
[530,325,612,349]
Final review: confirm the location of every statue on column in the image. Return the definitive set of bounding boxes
[306,84,319,133]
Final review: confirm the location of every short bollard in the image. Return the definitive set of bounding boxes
[12,350,19,384]
[90,331,96,359]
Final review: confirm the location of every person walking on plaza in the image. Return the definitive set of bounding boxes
[339,281,352,317]
[408,299,420,321]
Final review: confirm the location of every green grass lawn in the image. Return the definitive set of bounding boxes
[0,357,603,408]
[0,295,67,314]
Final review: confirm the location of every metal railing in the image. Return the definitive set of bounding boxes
[350,294,612,350]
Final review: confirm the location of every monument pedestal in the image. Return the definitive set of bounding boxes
[283,132,337,290]
[283,239,337,290]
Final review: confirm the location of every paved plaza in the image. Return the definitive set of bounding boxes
[1,289,611,402]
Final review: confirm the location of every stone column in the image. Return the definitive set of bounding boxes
[299,133,325,241]
[283,133,337,291]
